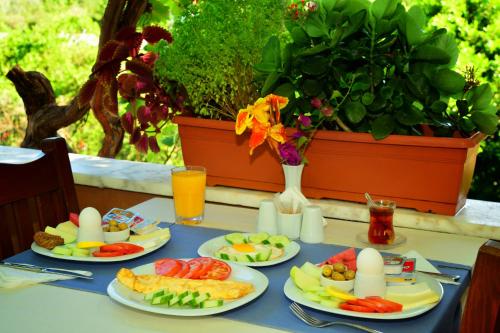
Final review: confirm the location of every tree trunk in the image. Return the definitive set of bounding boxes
[6,0,148,157]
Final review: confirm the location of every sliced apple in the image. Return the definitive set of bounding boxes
[51,245,72,256]
[56,221,78,237]
[45,226,77,244]
[290,266,322,292]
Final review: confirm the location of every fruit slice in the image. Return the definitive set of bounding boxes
[224,233,246,244]
[325,285,356,300]
[322,248,357,271]
[290,266,321,292]
[248,232,269,244]
[69,212,79,227]
[51,245,72,256]
[300,262,322,280]
[45,226,77,244]
[56,221,78,237]
[71,247,90,257]
[77,241,106,249]
[267,235,290,248]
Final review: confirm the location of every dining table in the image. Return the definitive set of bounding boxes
[0,197,485,333]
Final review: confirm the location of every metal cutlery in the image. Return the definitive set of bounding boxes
[0,261,93,279]
[416,270,460,283]
[289,302,383,333]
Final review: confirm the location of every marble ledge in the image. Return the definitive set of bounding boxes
[1,145,499,239]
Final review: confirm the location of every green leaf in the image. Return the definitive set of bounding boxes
[304,15,328,38]
[380,86,394,99]
[430,100,448,113]
[458,118,475,133]
[371,0,399,19]
[301,56,330,75]
[432,69,465,95]
[395,106,425,126]
[426,30,458,67]
[412,45,451,64]
[274,83,295,100]
[345,101,367,123]
[322,0,337,12]
[361,92,375,105]
[297,135,308,149]
[302,79,322,96]
[261,72,281,96]
[469,84,493,110]
[290,27,309,46]
[456,100,469,115]
[405,14,425,46]
[372,115,395,139]
[298,44,330,56]
[470,109,499,135]
[342,9,367,39]
[255,36,281,73]
[330,90,343,100]
[407,5,426,27]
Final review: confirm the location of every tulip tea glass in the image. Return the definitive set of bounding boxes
[367,199,396,245]
[171,166,206,224]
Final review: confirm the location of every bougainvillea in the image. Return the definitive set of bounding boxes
[79,25,186,153]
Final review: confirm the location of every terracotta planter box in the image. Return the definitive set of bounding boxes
[174,116,484,216]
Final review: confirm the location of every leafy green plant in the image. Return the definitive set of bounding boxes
[255,0,498,139]
[154,0,287,120]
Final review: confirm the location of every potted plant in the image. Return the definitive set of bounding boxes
[171,0,498,215]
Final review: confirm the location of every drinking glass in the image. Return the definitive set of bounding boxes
[171,166,206,224]
[367,199,396,245]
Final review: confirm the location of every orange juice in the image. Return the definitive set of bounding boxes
[171,167,206,223]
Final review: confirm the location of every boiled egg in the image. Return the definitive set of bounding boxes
[356,247,384,274]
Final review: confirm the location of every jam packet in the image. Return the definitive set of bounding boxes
[385,258,417,285]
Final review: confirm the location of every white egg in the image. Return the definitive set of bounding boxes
[77,207,104,243]
[356,248,384,274]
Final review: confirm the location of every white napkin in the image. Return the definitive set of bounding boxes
[0,266,75,289]
[403,250,440,273]
[274,188,327,226]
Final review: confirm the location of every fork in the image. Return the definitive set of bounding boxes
[289,302,383,333]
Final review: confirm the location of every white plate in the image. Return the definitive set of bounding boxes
[284,272,443,320]
[31,238,169,262]
[197,234,300,267]
[107,260,269,316]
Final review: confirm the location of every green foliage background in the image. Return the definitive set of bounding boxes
[0,0,498,200]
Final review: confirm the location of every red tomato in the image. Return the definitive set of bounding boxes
[174,260,190,278]
[69,212,79,227]
[155,258,182,276]
[339,303,375,313]
[365,296,403,312]
[199,259,231,280]
[346,299,386,313]
[111,243,144,254]
[185,258,214,279]
[92,251,123,257]
[100,244,126,253]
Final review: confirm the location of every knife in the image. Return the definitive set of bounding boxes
[0,261,93,279]
[417,270,460,283]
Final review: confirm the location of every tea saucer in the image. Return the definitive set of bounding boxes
[356,233,407,250]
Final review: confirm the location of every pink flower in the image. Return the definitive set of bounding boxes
[299,114,312,127]
[311,97,322,109]
[321,106,334,117]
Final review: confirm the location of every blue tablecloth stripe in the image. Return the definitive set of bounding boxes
[8,225,470,333]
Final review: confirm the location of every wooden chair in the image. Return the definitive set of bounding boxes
[460,240,500,333]
[0,137,79,259]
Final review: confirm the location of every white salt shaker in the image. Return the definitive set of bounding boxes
[300,205,324,243]
[256,199,278,235]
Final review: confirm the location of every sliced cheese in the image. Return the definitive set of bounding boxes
[386,282,432,297]
[385,290,440,310]
[128,228,170,243]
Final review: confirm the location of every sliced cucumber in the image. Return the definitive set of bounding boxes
[168,295,180,306]
[256,247,272,261]
[268,235,290,248]
[224,233,247,244]
[190,293,210,307]
[236,254,252,262]
[248,232,269,244]
[200,299,224,308]
[218,252,230,260]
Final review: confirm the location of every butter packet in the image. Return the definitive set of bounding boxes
[386,258,417,286]
[383,256,405,275]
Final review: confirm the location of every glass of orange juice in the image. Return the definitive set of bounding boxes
[171,166,207,224]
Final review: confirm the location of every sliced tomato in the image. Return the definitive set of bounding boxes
[186,258,214,279]
[174,260,190,278]
[69,212,79,227]
[346,299,386,313]
[92,250,123,257]
[100,244,126,253]
[155,258,182,276]
[111,243,144,254]
[365,296,403,312]
[339,303,375,313]
[199,258,231,280]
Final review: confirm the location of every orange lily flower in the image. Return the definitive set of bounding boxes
[235,94,289,156]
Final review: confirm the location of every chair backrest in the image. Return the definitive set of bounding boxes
[0,137,79,259]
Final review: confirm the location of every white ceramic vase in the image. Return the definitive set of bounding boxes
[282,164,304,191]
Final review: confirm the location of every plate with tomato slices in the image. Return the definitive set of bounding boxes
[30,238,169,262]
[284,272,443,320]
[107,258,269,316]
